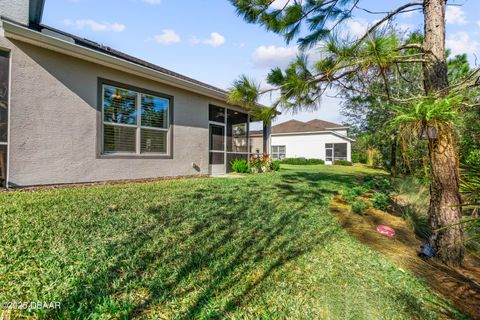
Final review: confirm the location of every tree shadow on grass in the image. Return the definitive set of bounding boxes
[43,171,338,319]
[35,168,454,320]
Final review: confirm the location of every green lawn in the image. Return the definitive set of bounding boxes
[0,165,462,319]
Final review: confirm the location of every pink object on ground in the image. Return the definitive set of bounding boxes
[377,225,396,238]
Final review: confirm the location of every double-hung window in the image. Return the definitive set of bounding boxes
[102,84,171,155]
[271,145,286,160]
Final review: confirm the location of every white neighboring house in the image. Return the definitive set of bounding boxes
[250,119,354,164]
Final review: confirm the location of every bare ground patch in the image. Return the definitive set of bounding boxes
[329,195,480,319]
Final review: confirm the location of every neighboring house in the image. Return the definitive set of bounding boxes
[0,0,262,187]
[250,119,354,164]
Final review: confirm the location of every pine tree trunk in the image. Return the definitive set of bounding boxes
[428,129,464,265]
[423,0,464,265]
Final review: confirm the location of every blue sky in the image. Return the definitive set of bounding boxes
[43,0,479,125]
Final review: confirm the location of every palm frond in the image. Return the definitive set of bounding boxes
[227,75,261,110]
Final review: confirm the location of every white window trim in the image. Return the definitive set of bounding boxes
[101,85,171,156]
[271,145,286,160]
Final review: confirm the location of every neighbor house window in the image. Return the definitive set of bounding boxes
[271,145,286,160]
[102,84,170,155]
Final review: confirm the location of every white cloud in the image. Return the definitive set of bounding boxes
[345,18,368,37]
[190,32,226,47]
[63,19,125,32]
[446,32,479,55]
[446,6,467,25]
[204,32,225,47]
[142,0,161,3]
[154,29,181,44]
[252,45,298,68]
[270,0,290,9]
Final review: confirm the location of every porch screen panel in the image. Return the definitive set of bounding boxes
[227,110,248,153]
[325,144,333,162]
[0,51,8,143]
[209,105,225,123]
[209,152,225,165]
[0,51,9,187]
[333,143,347,161]
[210,125,225,151]
[227,153,248,172]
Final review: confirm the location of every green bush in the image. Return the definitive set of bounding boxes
[270,160,281,171]
[376,178,392,192]
[351,200,368,215]
[342,186,368,204]
[281,158,325,165]
[333,160,353,166]
[465,149,480,167]
[352,152,367,164]
[230,159,250,173]
[372,192,391,210]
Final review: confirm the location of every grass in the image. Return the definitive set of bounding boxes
[0,164,462,319]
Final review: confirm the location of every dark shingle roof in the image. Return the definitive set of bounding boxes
[33,24,228,95]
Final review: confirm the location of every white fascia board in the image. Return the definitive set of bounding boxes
[271,130,355,141]
[326,126,349,130]
[1,20,230,102]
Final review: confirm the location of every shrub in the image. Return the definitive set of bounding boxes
[342,186,368,204]
[249,153,273,173]
[465,149,480,167]
[352,152,367,164]
[376,178,392,192]
[281,158,325,165]
[342,190,358,203]
[372,192,391,210]
[270,160,281,171]
[333,160,353,166]
[351,200,368,215]
[230,159,250,173]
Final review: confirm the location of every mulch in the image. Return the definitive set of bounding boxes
[0,175,209,192]
[329,194,480,320]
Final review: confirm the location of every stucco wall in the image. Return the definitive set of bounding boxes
[0,0,29,25]
[0,36,240,186]
[271,133,351,161]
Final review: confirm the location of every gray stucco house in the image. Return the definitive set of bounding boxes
[0,0,262,187]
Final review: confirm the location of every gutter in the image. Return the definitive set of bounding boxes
[1,20,230,102]
[29,0,45,25]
